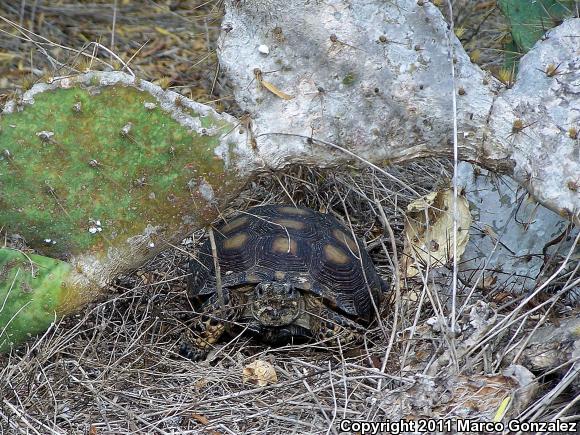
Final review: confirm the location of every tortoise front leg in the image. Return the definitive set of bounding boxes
[311,307,368,346]
[179,291,242,361]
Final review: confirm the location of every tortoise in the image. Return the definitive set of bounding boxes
[180,205,389,360]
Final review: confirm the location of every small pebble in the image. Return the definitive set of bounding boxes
[258,44,270,55]
[36,131,54,141]
[121,122,133,136]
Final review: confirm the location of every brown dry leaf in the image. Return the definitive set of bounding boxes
[136,270,154,285]
[194,378,208,390]
[89,425,97,435]
[402,290,419,303]
[191,413,210,425]
[254,68,294,100]
[402,189,472,278]
[492,291,512,304]
[477,274,497,290]
[242,360,278,386]
[393,366,537,421]
[475,0,496,10]
[191,413,222,435]
[369,355,382,369]
[259,79,294,100]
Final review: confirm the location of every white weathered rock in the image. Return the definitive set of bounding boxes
[218,0,579,222]
[456,162,578,293]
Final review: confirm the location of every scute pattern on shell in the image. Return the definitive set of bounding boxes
[188,205,388,321]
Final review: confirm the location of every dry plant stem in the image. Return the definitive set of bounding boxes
[405,233,460,374]
[70,371,168,435]
[2,399,45,434]
[337,196,386,339]
[209,324,250,362]
[522,365,580,422]
[374,202,401,392]
[0,69,250,349]
[0,16,119,72]
[219,0,580,222]
[257,133,422,198]
[111,0,118,58]
[540,356,580,380]
[496,315,531,369]
[1,2,578,430]
[208,228,225,310]
[1,154,574,431]
[445,0,460,344]
[563,261,580,288]
[326,361,339,429]
[295,367,337,435]
[552,394,580,421]
[400,271,428,371]
[505,297,559,369]
[334,359,349,420]
[467,232,580,357]
[456,218,510,319]
[483,276,580,360]
[5,0,579,346]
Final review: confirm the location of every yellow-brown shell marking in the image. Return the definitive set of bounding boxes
[245,272,262,283]
[278,206,311,216]
[274,218,306,230]
[272,237,298,255]
[223,232,249,250]
[331,229,359,253]
[323,244,350,265]
[221,216,249,234]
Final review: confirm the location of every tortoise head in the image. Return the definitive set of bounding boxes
[250,280,304,327]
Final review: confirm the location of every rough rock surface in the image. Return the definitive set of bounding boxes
[218,0,579,220]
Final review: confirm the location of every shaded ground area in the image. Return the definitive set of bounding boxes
[0,0,227,109]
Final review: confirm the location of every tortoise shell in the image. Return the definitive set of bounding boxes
[188,205,388,322]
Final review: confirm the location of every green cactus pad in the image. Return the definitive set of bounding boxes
[0,248,81,351]
[499,0,576,53]
[0,76,240,259]
[0,73,248,351]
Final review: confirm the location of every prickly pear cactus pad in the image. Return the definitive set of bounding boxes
[499,0,577,53]
[0,248,78,352]
[0,72,252,349]
[0,72,248,261]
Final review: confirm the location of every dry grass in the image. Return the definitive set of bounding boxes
[1,164,578,433]
[0,1,578,434]
[0,0,228,110]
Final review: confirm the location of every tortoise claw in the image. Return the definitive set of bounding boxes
[179,340,209,362]
[312,308,366,345]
